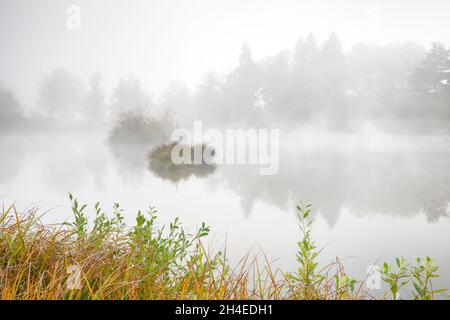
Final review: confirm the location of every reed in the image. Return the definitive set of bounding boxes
[0,196,445,300]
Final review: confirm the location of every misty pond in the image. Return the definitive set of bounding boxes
[1,129,449,289]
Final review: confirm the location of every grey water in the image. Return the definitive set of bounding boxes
[1,129,449,290]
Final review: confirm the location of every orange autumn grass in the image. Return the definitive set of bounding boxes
[0,195,445,300]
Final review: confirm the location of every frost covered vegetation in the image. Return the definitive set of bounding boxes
[0,196,446,300]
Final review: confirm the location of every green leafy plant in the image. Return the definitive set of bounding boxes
[380,256,445,300]
[287,202,325,299]
[67,192,88,237]
[0,197,447,300]
[380,257,410,299]
[410,257,444,300]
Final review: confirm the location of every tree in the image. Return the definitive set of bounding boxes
[347,42,425,119]
[193,72,226,124]
[111,75,153,118]
[290,34,321,120]
[319,32,347,94]
[262,50,291,117]
[81,73,106,122]
[227,43,262,122]
[293,33,320,68]
[414,42,450,95]
[234,43,261,93]
[108,109,167,145]
[237,43,258,77]
[412,42,450,118]
[0,85,23,125]
[37,69,85,121]
[158,81,191,126]
[197,43,263,125]
[316,33,348,124]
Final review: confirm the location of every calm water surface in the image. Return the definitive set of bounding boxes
[1,130,449,291]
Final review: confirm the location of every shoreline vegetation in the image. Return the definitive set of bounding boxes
[0,195,446,300]
[147,143,216,183]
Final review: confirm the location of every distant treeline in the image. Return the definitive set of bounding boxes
[1,33,450,133]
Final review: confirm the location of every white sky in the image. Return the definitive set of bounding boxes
[1,0,450,108]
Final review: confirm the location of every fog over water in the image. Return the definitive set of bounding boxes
[1,132,450,289]
[1,0,450,290]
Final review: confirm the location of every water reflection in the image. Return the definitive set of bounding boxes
[0,133,111,207]
[0,135,27,183]
[209,147,450,224]
[39,135,108,192]
[108,142,150,186]
[1,133,449,225]
[1,132,449,290]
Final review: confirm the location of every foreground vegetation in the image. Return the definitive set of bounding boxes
[0,196,446,300]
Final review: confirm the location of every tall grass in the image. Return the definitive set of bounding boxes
[0,196,446,300]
